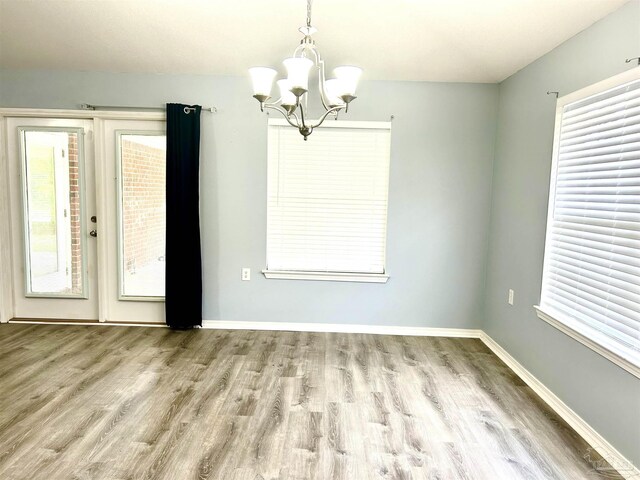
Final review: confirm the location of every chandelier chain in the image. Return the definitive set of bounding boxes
[306,0,313,27]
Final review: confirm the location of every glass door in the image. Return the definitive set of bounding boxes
[6,118,99,320]
[101,118,166,323]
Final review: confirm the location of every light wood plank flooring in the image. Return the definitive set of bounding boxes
[0,324,621,480]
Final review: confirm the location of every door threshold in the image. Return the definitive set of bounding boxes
[8,318,167,328]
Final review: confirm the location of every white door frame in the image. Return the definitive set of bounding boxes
[0,108,166,324]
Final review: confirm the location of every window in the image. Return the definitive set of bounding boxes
[116,132,167,299]
[264,119,391,283]
[536,68,640,377]
[19,128,86,297]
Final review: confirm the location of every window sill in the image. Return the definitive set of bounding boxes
[262,270,389,283]
[534,306,640,379]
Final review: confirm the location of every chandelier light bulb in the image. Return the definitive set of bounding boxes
[324,79,346,107]
[249,67,278,99]
[277,79,297,106]
[334,66,363,97]
[283,57,314,96]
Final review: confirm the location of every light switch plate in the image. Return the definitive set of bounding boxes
[508,289,514,306]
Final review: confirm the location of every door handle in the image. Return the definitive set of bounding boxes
[89,230,97,237]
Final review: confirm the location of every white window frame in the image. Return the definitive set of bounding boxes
[263,118,391,283]
[535,67,640,378]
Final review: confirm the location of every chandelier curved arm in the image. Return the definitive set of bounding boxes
[298,98,308,128]
[309,105,345,129]
[263,103,301,129]
[316,58,332,112]
[263,95,302,125]
[289,110,302,126]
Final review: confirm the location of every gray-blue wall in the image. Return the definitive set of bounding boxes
[484,0,640,466]
[1,0,638,466]
[0,71,499,328]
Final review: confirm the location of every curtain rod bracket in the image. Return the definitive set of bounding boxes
[547,91,559,98]
[184,106,217,114]
[625,57,640,65]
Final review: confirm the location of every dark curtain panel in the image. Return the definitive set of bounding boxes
[165,103,202,329]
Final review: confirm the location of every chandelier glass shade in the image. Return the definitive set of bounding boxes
[249,0,362,140]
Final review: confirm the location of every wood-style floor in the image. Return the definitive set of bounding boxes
[0,323,621,480]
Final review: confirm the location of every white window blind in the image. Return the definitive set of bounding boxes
[539,74,640,373]
[266,120,391,275]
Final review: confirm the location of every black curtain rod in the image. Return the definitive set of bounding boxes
[80,104,217,113]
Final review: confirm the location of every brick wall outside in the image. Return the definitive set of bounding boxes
[67,134,82,293]
[121,140,166,274]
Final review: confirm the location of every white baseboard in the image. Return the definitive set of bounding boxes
[201,319,482,338]
[479,332,639,480]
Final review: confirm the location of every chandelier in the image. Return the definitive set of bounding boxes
[249,0,362,140]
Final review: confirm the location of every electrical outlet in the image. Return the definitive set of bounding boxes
[508,289,514,306]
[241,268,251,281]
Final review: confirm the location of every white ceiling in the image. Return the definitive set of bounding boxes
[0,0,629,83]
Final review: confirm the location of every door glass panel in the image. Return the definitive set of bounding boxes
[117,133,166,298]
[21,129,85,296]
